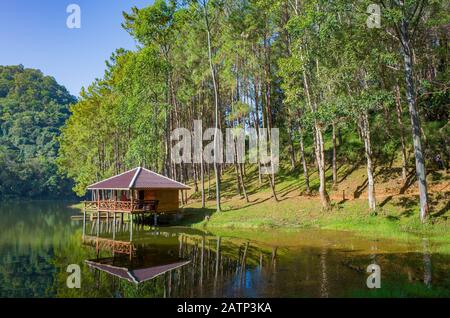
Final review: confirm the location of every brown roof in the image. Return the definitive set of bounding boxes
[87,167,190,190]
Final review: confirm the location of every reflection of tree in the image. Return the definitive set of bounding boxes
[61,229,284,298]
[423,239,432,288]
[0,202,79,297]
[0,247,56,297]
[320,248,328,298]
[5,206,447,298]
[0,202,78,249]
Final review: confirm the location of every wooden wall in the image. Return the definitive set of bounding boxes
[144,189,180,213]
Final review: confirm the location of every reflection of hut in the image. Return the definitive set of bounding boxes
[85,258,190,284]
[82,235,135,256]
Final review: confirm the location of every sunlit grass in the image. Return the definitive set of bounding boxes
[181,160,449,251]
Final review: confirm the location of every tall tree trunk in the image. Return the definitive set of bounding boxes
[199,89,206,208]
[203,1,221,212]
[236,115,249,203]
[234,156,242,196]
[180,163,185,206]
[399,12,429,221]
[288,120,296,170]
[263,35,278,202]
[332,121,338,187]
[207,163,211,199]
[395,84,408,182]
[303,70,330,209]
[298,124,310,194]
[315,122,330,209]
[360,113,376,211]
[193,163,199,192]
[201,154,205,208]
[253,74,262,185]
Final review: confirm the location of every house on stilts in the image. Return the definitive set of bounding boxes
[83,167,190,225]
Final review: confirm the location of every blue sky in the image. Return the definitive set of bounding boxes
[0,0,153,96]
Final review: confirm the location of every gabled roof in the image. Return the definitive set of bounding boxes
[87,167,190,190]
[85,259,191,284]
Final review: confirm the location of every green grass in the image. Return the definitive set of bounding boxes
[183,195,448,236]
[179,160,449,251]
[69,155,449,250]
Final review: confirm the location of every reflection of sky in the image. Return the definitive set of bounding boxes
[225,267,263,297]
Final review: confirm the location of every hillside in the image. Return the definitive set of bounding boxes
[181,159,450,243]
[0,65,76,199]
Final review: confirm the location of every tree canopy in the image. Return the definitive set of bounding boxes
[56,0,448,221]
[0,65,76,199]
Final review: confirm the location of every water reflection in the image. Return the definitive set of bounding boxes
[423,238,432,287]
[81,218,285,297]
[0,202,449,298]
[77,217,450,298]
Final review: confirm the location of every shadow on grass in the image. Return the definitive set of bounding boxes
[431,199,449,219]
[353,178,368,199]
[399,171,417,194]
[225,196,273,212]
[380,195,393,207]
[175,207,216,227]
[339,160,363,183]
[395,196,418,218]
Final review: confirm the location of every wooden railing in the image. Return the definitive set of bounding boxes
[84,200,159,212]
[83,236,135,255]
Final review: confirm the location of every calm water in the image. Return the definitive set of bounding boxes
[0,201,449,298]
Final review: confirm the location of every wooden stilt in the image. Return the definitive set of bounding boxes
[130,213,133,242]
[113,213,116,240]
[82,206,86,239]
[96,211,100,237]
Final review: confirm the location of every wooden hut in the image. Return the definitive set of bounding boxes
[84,167,190,216]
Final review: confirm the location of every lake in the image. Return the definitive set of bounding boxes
[0,201,449,297]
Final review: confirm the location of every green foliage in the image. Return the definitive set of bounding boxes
[56,0,448,207]
[57,46,170,196]
[0,65,76,199]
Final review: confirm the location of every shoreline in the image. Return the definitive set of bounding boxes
[65,172,449,252]
[178,191,449,251]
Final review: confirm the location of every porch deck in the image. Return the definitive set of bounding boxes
[84,200,159,213]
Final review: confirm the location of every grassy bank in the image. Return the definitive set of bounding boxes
[179,163,449,245]
[69,161,449,245]
[182,194,449,239]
